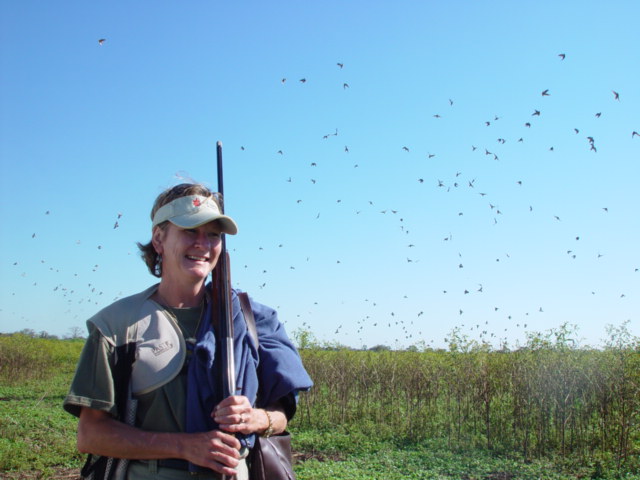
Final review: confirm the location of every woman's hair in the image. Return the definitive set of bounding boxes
[137,183,219,277]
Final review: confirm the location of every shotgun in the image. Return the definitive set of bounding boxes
[213,140,236,400]
[211,142,237,480]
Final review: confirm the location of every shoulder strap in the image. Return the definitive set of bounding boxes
[239,292,259,349]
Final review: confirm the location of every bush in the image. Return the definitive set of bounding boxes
[0,334,83,385]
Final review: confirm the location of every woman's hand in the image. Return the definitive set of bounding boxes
[181,429,241,476]
[213,395,267,435]
[78,407,241,477]
[212,395,288,437]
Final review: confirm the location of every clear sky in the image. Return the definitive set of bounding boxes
[1,1,638,349]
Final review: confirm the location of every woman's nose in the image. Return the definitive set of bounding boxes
[194,232,212,248]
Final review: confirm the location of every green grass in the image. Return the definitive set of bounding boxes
[289,427,640,480]
[1,334,639,479]
[0,374,84,474]
[0,336,85,477]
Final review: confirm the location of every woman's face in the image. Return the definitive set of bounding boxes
[152,221,222,286]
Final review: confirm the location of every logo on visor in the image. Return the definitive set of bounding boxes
[192,198,202,207]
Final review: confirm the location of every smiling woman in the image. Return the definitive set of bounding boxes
[63,182,313,480]
[151,222,223,306]
[137,184,235,279]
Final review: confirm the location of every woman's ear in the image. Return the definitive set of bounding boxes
[151,226,165,254]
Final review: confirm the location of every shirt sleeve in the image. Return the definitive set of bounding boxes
[278,392,298,420]
[250,297,313,412]
[63,325,119,418]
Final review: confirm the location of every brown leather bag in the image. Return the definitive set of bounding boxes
[238,292,297,480]
[249,432,296,480]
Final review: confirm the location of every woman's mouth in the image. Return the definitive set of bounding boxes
[186,255,209,262]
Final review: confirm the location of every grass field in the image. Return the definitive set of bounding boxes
[1,332,638,480]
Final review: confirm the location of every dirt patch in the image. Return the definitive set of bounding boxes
[0,467,80,480]
[2,450,342,479]
[293,450,344,463]
[485,472,514,480]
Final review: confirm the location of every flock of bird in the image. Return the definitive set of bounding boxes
[229,54,638,348]
[4,48,638,348]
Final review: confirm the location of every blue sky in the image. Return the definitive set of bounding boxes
[1,1,638,349]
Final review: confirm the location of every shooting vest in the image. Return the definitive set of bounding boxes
[88,284,188,396]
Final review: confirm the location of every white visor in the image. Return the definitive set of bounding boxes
[152,195,238,234]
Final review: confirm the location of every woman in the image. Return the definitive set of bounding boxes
[64,183,313,480]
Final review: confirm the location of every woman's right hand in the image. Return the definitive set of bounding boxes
[78,407,242,476]
[181,429,242,476]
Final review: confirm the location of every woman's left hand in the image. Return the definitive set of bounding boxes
[212,395,266,435]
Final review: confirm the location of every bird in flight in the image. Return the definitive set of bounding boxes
[98,38,106,45]
[337,62,344,69]
[542,89,550,96]
[558,53,566,60]
[299,78,306,83]
[612,90,620,101]
[532,110,541,116]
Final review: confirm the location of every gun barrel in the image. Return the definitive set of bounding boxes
[215,141,236,399]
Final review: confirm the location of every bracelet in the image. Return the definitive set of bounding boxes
[261,409,274,438]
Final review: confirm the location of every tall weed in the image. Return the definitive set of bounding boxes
[297,325,640,472]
